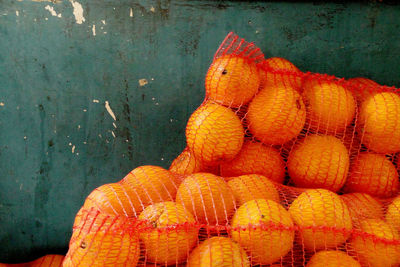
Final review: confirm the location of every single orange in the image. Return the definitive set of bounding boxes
[138,201,198,265]
[82,183,139,217]
[205,55,260,107]
[187,237,250,267]
[220,140,285,183]
[169,147,218,176]
[358,92,400,154]
[289,189,353,251]
[30,255,65,267]
[287,134,350,192]
[169,147,203,176]
[350,219,400,267]
[176,172,236,225]
[340,193,384,225]
[306,250,361,267]
[344,152,399,198]
[261,57,302,92]
[347,77,380,102]
[63,209,140,267]
[247,83,306,145]
[231,199,294,265]
[186,103,244,166]
[120,165,181,212]
[227,174,280,206]
[303,80,356,134]
[386,195,400,231]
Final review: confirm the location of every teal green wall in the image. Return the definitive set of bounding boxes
[0,0,399,263]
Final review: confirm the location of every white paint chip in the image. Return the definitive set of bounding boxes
[77,125,81,129]
[98,134,102,138]
[71,145,75,153]
[161,157,164,161]
[93,99,99,103]
[151,78,154,81]
[76,153,79,155]
[83,109,87,112]
[139,79,148,86]
[111,131,116,138]
[151,97,155,101]
[150,6,155,12]
[0,102,4,106]
[69,142,72,146]
[103,31,107,34]
[129,8,133,17]
[105,101,116,121]
[45,5,62,18]
[69,0,85,24]
[113,122,117,128]
[45,17,48,20]
[101,20,106,25]
[16,10,19,16]
[92,24,96,36]
[24,136,27,140]
[83,141,87,144]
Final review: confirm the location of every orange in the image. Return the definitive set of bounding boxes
[186,103,244,166]
[0,255,65,267]
[176,173,235,225]
[303,80,356,134]
[340,193,384,225]
[169,147,203,176]
[344,152,399,198]
[386,195,400,231]
[220,140,285,183]
[30,255,65,267]
[289,189,353,251]
[350,219,400,267]
[287,134,350,192]
[138,201,198,265]
[82,183,139,217]
[261,57,303,92]
[347,77,380,102]
[205,55,260,107]
[169,147,218,176]
[120,165,181,212]
[63,208,140,267]
[306,250,361,267]
[227,174,280,206]
[247,83,306,145]
[358,92,400,153]
[231,199,294,265]
[187,237,250,267]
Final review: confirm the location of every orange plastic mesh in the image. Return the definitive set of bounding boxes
[63,32,400,267]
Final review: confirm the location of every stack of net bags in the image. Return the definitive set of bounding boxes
[62,33,400,267]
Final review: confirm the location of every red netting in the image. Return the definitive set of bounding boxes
[62,33,400,266]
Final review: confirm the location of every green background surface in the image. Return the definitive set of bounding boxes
[0,0,399,263]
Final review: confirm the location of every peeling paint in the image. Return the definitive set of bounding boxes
[0,102,4,106]
[150,6,155,12]
[129,8,133,17]
[69,0,85,24]
[139,79,148,86]
[83,141,87,144]
[105,101,116,121]
[24,136,27,140]
[68,142,72,146]
[113,122,117,128]
[101,20,106,25]
[71,145,75,153]
[93,99,99,103]
[77,125,81,129]
[45,17,48,20]
[111,131,116,138]
[16,11,19,16]
[92,24,96,36]
[83,109,87,112]
[45,5,62,18]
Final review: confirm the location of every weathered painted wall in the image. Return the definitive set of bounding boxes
[0,0,399,262]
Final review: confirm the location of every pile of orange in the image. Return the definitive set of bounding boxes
[9,33,399,267]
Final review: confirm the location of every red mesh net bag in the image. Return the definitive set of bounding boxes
[63,32,400,266]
